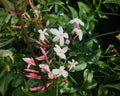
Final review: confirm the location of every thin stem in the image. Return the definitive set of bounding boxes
[98,11,120,16]
[12,0,47,89]
[87,30,120,41]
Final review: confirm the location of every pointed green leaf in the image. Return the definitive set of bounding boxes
[0,72,13,96]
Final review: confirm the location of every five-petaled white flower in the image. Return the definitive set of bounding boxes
[50,26,68,46]
[54,45,68,59]
[72,28,83,41]
[38,28,48,41]
[68,59,78,70]
[52,66,68,78]
[70,18,84,26]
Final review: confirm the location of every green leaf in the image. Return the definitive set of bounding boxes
[12,74,24,87]
[0,72,13,96]
[103,0,120,6]
[103,84,120,90]
[77,2,90,19]
[0,38,14,48]
[95,61,107,68]
[74,62,87,71]
[12,87,26,96]
[83,69,93,82]
[67,6,77,18]
[82,80,97,90]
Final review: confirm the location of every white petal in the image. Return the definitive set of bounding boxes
[45,32,48,36]
[43,28,47,32]
[78,32,83,41]
[38,29,42,33]
[60,54,66,59]
[60,66,65,70]
[40,34,45,41]
[68,61,72,64]
[59,26,63,34]
[50,29,59,35]
[60,37,64,46]
[52,69,59,75]
[69,19,74,24]
[62,70,68,77]
[54,45,61,52]
[62,47,68,53]
[78,19,84,26]
[53,36,60,42]
[63,33,68,38]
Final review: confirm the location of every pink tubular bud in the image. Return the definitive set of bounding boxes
[36,56,45,61]
[30,82,52,91]
[23,58,36,66]
[112,48,117,53]
[46,20,49,27]
[28,0,34,10]
[49,6,53,11]
[112,62,116,65]
[36,40,49,48]
[40,47,50,65]
[30,86,43,91]
[11,25,21,29]
[24,69,39,73]
[26,73,41,79]
[25,13,32,21]
[36,40,45,46]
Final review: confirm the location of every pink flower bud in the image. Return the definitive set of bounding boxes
[65,39,70,45]
[46,20,49,27]
[36,56,45,61]
[28,0,34,10]
[30,86,43,91]
[25,13,32,21]
[112,62,116,65]
[30,82,52,91]
[48,72,57,79]
[11,25,21,29]
[24,69,39,73]
[75,23,79,28]
[26,73,41,79]
[23,58,36,66]
[49,6,53,11]
[40,47,50,65]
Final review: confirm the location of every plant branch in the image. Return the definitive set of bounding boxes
[12,0,47,89]
[87,30,120,41]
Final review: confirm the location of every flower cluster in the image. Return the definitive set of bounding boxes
[23,17,84,91]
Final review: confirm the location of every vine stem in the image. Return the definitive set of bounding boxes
[87,30,120,41]
[12,0,47,89]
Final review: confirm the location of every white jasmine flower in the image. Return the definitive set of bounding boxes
[70,18,84,26]
[73,28,83,41]
[52,66,68,78]
[38,28,48,41]
[68,59,78,70]
[54,45,68,59]
[50,26,68,46]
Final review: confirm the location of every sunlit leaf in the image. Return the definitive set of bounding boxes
[0,49,14,63]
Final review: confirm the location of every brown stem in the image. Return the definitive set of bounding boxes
[12,0,47,89]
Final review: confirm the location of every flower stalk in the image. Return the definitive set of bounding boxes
[12,0,47,89]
